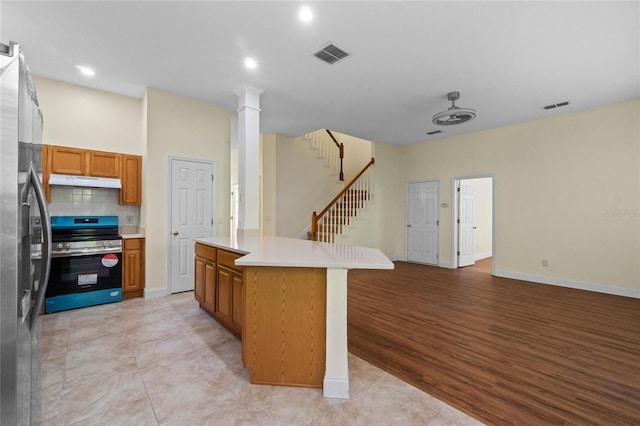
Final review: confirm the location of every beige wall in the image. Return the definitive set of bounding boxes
[398,100,639,291]
[340,141,405,257]
[144,88,230,292]
[33,77,143,154]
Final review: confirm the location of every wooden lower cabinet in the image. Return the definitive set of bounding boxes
[194,243,243,338]
[243,266,326,388]
[194,243,329,389]
[122,238,145,299]
[230,271,243,335]
[195,244,216,313]
[216,266,232,324]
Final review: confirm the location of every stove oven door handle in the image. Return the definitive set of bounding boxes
[29,162,52,330]
[51,247,123,257]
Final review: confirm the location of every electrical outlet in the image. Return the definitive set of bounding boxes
[542,259,548,267]
[126,215,134,225]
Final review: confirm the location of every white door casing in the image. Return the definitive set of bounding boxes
[458,180,475,267]
[170,158,214,293]
[406,181,438,265]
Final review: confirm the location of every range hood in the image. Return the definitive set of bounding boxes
[49,173,122,189]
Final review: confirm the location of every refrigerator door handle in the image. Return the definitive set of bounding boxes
[28,162,52,330]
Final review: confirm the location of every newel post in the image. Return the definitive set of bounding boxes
[311,211,318,238]
[339,143,344,181]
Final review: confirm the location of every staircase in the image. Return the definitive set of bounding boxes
[308,188,369,242]
[303,129,344,181]
[309,158,375,243]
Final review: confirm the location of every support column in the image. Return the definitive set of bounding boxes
[233,85,263,238]
[323,268,350,399]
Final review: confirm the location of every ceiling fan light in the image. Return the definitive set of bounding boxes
[432,107,476,126]
[432,91,476,126]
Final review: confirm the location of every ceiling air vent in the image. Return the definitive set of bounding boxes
[314,43,349,65]
[543,101,570,110]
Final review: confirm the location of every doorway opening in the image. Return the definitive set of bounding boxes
[452,175,495,274]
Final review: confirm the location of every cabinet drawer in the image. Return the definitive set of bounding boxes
[124,238,142,250]
[217,250,242,271]
[195,244,216,261]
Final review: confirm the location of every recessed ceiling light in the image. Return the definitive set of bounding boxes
[299,6,313,22]
[244,57,257,69]
[75,65,95,77]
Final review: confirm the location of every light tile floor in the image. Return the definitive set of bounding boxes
[40,291,484,425]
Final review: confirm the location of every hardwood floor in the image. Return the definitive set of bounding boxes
[347,259,640,425]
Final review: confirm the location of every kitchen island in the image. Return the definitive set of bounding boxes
[194,235,393,399]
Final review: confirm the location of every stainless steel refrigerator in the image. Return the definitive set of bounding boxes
[1,41,52,425]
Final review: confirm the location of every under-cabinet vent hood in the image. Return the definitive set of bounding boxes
[49,174,122,189]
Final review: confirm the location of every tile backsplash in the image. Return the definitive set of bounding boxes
[48,186,140,226]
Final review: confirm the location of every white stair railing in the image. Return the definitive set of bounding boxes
[304,129,343,181]
[311,158,375,243]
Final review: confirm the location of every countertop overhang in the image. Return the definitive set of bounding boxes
[195,236,394,270]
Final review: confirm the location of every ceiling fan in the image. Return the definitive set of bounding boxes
[432,91,476,126]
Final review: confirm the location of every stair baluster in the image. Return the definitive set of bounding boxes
[309,157,375,243]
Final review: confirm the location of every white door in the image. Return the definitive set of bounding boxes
[458,180,475,267]
[170,159,214,293]
[406,181,438,265]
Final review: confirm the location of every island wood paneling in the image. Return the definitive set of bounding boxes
[243,266,326,388]
[347,259,640,425]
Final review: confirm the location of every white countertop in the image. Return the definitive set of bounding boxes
[195,235,393,270]
[121,233,145,239]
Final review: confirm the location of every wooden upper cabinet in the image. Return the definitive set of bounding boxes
[120,155,142,205]
[50,146,86,175]
[43,145,142,206]
[89,151,120,178]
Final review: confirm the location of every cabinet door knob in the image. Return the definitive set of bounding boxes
[172,231,179,236]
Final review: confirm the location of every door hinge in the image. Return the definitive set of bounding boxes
[211,219,214,225]
[437,220,439,226]
[211,174,214,181]
[457,187,460,192]
[457,251,460,256]
[457,219,460,224]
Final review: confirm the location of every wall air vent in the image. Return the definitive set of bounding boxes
[426,130,443,135]
[543,101,570,110]
[314,43,349,65]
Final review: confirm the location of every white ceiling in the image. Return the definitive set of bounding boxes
[1,1,638,146]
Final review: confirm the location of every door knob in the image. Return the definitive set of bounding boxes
[407,224,412,227]
[172,231,179,236]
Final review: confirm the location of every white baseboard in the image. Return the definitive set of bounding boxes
[323,376,349,399]
[475,251,492,261]
[389,255,404,262]
[438,261,454,269]
[494,269,640,299]
[144,287,170,299]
